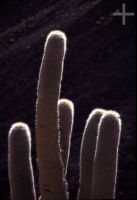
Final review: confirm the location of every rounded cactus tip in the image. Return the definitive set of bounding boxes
[47,30,67,41]
[102,110,121,121]
[58,98,74,110]
[86,108,106,123]
[45,30,67,50]
[91,108,107,116]
[9,122,31,141]
[99,110,122,133]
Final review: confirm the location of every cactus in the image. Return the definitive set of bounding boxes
[8,122,36,200]
[36,31,68,200]
[78,110,121,199]
[8,30,122,200]
[58,99,74,176]
[78,109,106,199]
[90,111,121,199]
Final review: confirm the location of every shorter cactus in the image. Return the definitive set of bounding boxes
[8,122,36,200]
[58,98,74,175]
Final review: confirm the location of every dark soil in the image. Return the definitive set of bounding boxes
[0,0,136,199]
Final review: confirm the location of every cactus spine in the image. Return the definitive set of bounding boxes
[36,31,68,200]
[8,122,36,200]
[58,98,74,175]
[78,109,106,199]
[90,111,121,199]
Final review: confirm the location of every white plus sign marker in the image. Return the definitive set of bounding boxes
[113,3,134,25]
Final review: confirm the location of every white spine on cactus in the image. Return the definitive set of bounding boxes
[36,30,68,200]
[78,109,106,199]
[90,111,122,199]
[8,122,36,200]
[58,98,74,175]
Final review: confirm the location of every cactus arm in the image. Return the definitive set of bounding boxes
[8,122,36,200]
[90,111,122,199]
[36,31,68,200]
[78,109,106,199]
[58,98,74,175]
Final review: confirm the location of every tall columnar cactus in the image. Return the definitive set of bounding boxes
[90,111,121,199]
[58,99,74,175]
[8,122,36,200]
[8,30,122,200]
[78,109,106,199]
[36,31,68,200]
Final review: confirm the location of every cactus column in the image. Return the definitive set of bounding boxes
[78,109,106,199]
[36,31,68,200]
[90,111,122,199]
[58,99,74,175]
[8,122,36,200]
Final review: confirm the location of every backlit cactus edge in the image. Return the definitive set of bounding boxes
[8,31,122,200]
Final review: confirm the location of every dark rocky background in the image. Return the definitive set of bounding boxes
[0,0,136,199]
